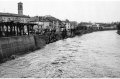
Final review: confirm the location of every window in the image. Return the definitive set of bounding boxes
[19,5,22,10]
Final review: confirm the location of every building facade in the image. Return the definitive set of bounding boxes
[0,13,30,23]
[0,2,36,37]
[62,20,78,30]
[30,15,63,33]
[62,19,71,30]
[0,2,30,23]
[18,2,23,15]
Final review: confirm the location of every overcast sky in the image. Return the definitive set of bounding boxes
[0,0,120,23]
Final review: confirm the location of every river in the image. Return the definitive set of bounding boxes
[0,30,120,78]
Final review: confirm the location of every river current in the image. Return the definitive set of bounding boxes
[0,30,120,78]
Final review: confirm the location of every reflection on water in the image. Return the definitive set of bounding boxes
[1,30,120,78]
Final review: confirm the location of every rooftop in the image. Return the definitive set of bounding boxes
[0,12,30,18]
[18,2,23,4]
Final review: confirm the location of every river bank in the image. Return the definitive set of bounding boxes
[0,30,120,78]
[0,27,116,63]
[117,23,120,35]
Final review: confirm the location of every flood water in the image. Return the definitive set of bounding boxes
[0,30,120,78]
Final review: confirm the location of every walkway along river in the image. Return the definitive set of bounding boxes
[0,30,120,78]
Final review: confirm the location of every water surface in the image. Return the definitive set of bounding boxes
[0,30,120,78]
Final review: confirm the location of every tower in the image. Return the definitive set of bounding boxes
[18,2,23,15]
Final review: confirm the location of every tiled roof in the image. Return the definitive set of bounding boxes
[18,2,23,4]
[39,16,50,22]
[39,16,61,22]
[0,12,30,18]
[62,19,70,23]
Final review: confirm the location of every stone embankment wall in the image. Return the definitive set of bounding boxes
[117,23,120,35]
[0,27,116,62]
[0,32,62,62]
[34,35,46,49]
[117,30,120,35]
[0,35,36,61]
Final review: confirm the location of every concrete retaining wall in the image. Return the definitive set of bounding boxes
[0,27,114,62]
[117,30,120,35]
[34,35,46,49]
[0,35,36,60]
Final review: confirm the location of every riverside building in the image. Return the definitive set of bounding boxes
[0,2,36,37]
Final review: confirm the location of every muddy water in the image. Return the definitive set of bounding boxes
[0,30,120,78]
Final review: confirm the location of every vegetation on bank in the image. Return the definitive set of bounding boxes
[117,23,120,34]
[0,24,116,63]
[39,24,116,44]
